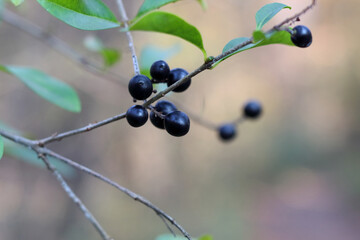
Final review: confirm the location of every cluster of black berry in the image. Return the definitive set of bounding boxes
[218,100,262,142]
[126,60,191,137]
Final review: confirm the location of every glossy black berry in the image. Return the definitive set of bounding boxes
[128,74,153,100]
[126,105,148,127]
[167,68,191,92]
[291,25,312,48]
[243,100,262,119]
[218,124,237,141]
[164,111,190,137]
[150,100,177,129]
[150,60,170,82]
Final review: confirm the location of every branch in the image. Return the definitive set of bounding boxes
[0,9,127,87]
[116,0,140,75]
[0,129,192,240]
[38,154,113,240]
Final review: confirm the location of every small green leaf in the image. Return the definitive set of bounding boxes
[198,235,213,240]
[0,136,4,160]
[0,65,81,112]
[214,30,294,67]
[197,0,207,10]
[84,35,121,68]
[136,0,177,18]
[129,11,207,59]
[253,30,266,42]
[36,0,120,30]
[155,234,189,240]
[100,48,121,67]
[11,0,24,6]
[136,0,207,18]
[255,3,291,30]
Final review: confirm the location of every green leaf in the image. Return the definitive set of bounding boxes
[214,30,294,67]
[0,136,3,160]
[100,48,121,67]
[255,3,291,30]
[129,11,207,59]
[84,35,121,68]
[0,65,81,112]
[197,0,207,10]
[10,0,24,6]
[155,234,190,240]
[136,0,177,18]
[136,0,207,18]
[4,140,75,177]
[253,30,266,42]
[36,0,120,30]
[198,235,213,240]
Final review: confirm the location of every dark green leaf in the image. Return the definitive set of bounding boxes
[129,11,207,59]
[36,0,120,30]
[214,30,294,67]
[11,0,24,6]
[0,65,81,112]
[255,3,291,30]
[0,136,3,160]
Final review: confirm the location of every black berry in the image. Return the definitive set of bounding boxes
[150,60,170,82]
[164,111,190,137]
[128,74,153,100]
[218,124,237,141]
[291,25,312,48]
[126,105,148,127]
[243,100,262,119]
[150,100,177,129]
[167,68,191,92]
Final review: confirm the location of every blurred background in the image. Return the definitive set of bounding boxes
[1,0,360,239]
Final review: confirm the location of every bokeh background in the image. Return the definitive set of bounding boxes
[1,0,360,240]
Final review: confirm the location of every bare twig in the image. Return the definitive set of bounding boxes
[116,0,140,75]
[37,113,126,145]
[0,129,192,240]
[274,0,317,30]
[1,9,127,87]
[38,154,112,240]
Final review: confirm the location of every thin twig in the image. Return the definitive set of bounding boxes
[0,9,127,87]
[38,154,112,240]
[36,113,126,145]
[274,0,316,30]
[116,0,140,75]
[0,129,192,240]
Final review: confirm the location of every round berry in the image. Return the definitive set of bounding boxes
[291,25,312,48]
[150,100,177,129]
[167,68,191,92]
[164,111,190,137]
[218,124,237,141]
[126,105,148,127]
[243,100,262,119]
[150,60,170,82]
[128,74,153,100]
